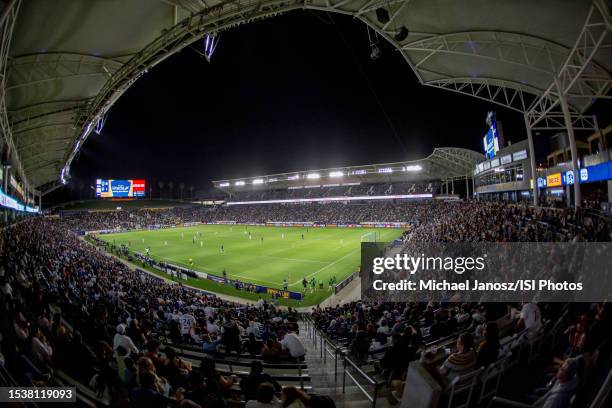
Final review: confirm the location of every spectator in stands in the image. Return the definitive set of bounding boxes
[162,347,192,386]
[200,356,235,391]
[136,356,170,396]
[262,335,282,363]
[145,339,167,371]
[245,382,281,408]
[280,386,310,408]
[517,303,542,339]
[439,333,477,383]
[240,361,281,401]
[130,371,168,408]
[66,331,97,382]
[29,325,53,367]
[542,358,580,408]
[349,331,370,364]
[280,329,305,361]
[202,334,220,354]
[113,323,139,356]
[244,332,264,355]
[565,315,587,357]
[127,319,147,347]
[476,322,501,368]
[380,326,416,380]
[221,318,242,356]
[369,332,388,360]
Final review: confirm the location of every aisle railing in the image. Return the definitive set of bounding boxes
[302,315,381,408]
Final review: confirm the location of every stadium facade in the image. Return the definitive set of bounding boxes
[213,147,482,199]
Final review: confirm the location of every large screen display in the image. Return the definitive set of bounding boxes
[96,179,146,198]
[483,119,500,160]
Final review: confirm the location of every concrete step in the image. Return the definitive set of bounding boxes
[297,322,396,408]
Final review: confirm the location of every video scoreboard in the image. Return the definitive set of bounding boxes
[95,179,146,198]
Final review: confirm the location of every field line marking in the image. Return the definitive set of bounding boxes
[253,255,329,265]
[291,248,360,286]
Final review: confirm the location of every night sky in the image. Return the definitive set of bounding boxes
[61,10,598,201]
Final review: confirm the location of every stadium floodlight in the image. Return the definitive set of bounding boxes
[268,178,278,183]
[329,171,344,178]
[219,182,230,187]
[252,179,264,185]
[306,173,321,179]
[350,169,367,175]
[287,175,300,181]
[403,165,422,172]
[378,167,393,173]
[235,181,245,186]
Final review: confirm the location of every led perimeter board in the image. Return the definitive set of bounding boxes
[96,179,146,198]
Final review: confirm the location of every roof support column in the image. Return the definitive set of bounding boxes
[465,174,469,200]
[555,79,581,208]
[523,113,539,206]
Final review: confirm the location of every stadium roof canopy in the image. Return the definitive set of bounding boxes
[2,0,610,196]
[212,147,483,192]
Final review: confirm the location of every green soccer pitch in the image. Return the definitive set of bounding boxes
[96,224,403,306]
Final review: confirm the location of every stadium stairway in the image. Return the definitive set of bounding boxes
[297,322,393,408]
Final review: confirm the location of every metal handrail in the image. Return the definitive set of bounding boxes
[303,315,380,408]
[343,355,379,408]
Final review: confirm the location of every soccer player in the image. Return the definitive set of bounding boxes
[221,244,224,253]
[302,277,308,292]
[192,236,195,244]
[261,236,264,243]
[200,241,203,248]
[319,279,323,290]
[301,233,304,240]
[310,277,316,293]
[328,277,334,291]
[223,269,227,283]
[283,279,288,291]
[189,258,193,268]
[282,233,285,239]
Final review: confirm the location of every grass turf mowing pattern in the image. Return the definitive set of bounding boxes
[98,225,402,306]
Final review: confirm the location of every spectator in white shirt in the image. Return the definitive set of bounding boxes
[207,317,219,334]
[113,324,139,356]
[519,303,542,339]
[246,321,260,337]
[280,330,305,360]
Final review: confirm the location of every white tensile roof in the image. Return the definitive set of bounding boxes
[2,0,610,193]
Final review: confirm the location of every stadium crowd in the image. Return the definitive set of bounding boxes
[0,219,319,407]
[1,199,610,407]
[58,201,610,243]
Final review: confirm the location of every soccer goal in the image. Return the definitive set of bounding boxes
[360,231,380,242]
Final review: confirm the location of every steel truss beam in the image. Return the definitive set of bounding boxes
[425,77,538,113]
[527,1,612,128]
[531,114,598,131]
[403,31,574,76]
[8,53,122,92]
